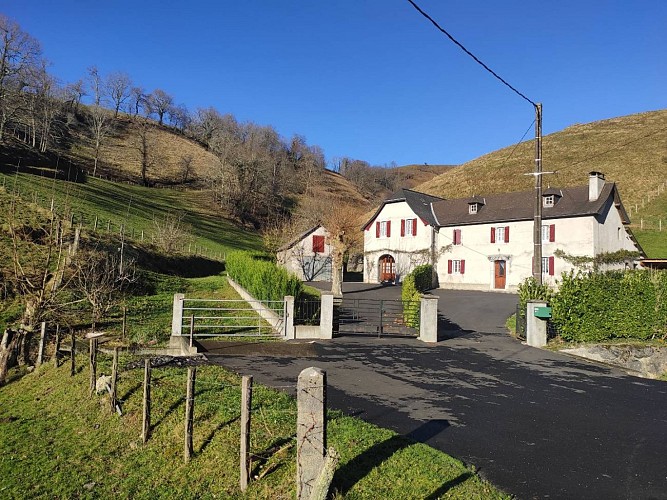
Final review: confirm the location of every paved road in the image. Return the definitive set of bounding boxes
[207,284,667,499]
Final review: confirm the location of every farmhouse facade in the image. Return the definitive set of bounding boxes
[277,225,332,282]
[362,172,643,291]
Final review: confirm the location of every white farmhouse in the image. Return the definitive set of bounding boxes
[362,172,643,291]
[277,225,332,281]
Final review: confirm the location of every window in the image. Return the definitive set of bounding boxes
[491,226,510,243]
[447,259,466,275]
[542,256,555,276]
[312,235,325,253]
[469,203,478,214]
[544,195,555,207]
[453,228,462,245]
[541,224,555,243]
[401,218,417,237]
[375,220,391,238]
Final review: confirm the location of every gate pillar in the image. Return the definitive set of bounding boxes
[419,295,439,343]
[320,293,334,339]
[284,295,295,340]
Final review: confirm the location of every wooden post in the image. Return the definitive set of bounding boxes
[89,338,97,396]
[240,375,253,491]
[53,325,61,367]
[93,215,98,231]
[107,219,111,232]
[142,359,151,443]
[189,314,195,349]
[37,321,46,366]
[184,367,196,463]
[122,307,127,341]
[70,329,76,376]
[111,347,119,413]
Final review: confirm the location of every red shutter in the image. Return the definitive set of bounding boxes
[453,229,457,244]
[376,221,380,238]
[491,227,496,243]
[312,235,325,253]
[549,256,555,276]
[412,219,417,236]
[386,221,391,237]
[505,226,510,243]
[447,260,452,274]
[460,259,465,275]
[549,224,555,242]
[401,219,405,237]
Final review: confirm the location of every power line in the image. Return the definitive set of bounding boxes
[405,0,537,108]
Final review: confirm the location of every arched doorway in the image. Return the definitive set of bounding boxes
[379,254,396,282]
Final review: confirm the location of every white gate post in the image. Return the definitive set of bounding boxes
[171,293,185,335]
[284,295,295,340]
[320,293,334,339]
[418,295,439,343]
[526,300,548,347]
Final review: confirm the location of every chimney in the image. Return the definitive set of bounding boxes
[589,171,605,201]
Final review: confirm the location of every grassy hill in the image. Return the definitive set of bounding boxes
[415,109,667,257]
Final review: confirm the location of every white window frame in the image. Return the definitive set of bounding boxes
[544,195,555,207]
[379,220,389,237]
[541,256,550,275]
[541,224,550,243]
[405,218,417,237]
[496,226,506,243]
[452,259,462,274]
[469,203,478,214]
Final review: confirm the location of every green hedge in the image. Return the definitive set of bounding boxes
[225,251,303,303]
[547,270,667,342]
[401,265,432,328]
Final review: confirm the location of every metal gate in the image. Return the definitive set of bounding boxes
[334,298,420,337]
[180,298,284,337]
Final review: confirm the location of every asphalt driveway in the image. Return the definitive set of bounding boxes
[206,283,667,499]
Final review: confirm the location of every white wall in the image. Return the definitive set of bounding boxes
[278,226,332,281]
[363,201,434,283]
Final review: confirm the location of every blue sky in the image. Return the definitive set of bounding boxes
[4,1,666,167]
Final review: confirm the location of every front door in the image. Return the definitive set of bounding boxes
[379,255,396,282]
[494,260,506,289]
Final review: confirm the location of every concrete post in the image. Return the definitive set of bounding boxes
[526,300,548,347]
[418,295,439,343]
[320,293,334,339]
[297,367,327,500]
[171,293,185,335]
[284,295,295,340]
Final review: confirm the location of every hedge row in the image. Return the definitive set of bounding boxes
[402,264,433,328]
[520,270,667,342]
[226,251,303,303]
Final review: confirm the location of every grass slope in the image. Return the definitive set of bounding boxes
[0,360,508,499]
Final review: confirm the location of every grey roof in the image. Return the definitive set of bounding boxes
[277,225,322,252]
[432,183,630,227]
[362,188,445,229]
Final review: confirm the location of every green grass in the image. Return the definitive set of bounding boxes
[634,229,667,258]
[0,359,507,499]
[0,171,262,256]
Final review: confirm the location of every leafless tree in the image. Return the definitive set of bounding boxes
[88,105,111,177]
[179,153,194,184]
[152,212,192,254]
[63,78,86,113]
[106,71,132,118]
[148,88,173,125]
[167,103,189,131]
[129,86,147,117]
[87,65,104,107]
[133,118,158,185]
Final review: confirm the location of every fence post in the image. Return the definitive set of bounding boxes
[240,375,253,491]
[418,295,439,343]
[89,338,97,396]
[122,306,127,341]
[320,294,334,339]
[70,329,76,376]
[284,295,295,339]
[296,367,327,500]
[189,315,195,349]
[53,325,60,367]
[111,347,119,412]
[142,359,151,443]
[37,321,46,366]
[171,293,185,335]
[184,367,196,463]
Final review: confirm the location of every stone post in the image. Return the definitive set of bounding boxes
[284,295,295,340]
[297,367,327,500]
[171,293,185,335]
[418,295,439,343]
[526,300,548,347]
[319,293,334,339]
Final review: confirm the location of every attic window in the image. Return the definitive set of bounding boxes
[469,203,478,214]
[543,195,555,207]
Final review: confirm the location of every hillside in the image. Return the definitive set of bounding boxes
[415,109,667,256]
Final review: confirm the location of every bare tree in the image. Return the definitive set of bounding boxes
[179,153,194,184]
[148,88,173,125]
[63,78,86,113]
[168,103,189,131]
[106,71,132,118]
[129,86,147,117]
[152,212,191,254]
[132,118,158,186]
[88,105,111,177]
[87,65,104,107]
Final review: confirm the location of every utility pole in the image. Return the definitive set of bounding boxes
[533,103,543,284]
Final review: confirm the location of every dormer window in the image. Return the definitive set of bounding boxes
[469,203,478,214]
[543,195,555,207]
[468,196,484,214]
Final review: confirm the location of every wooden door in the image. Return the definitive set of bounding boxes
[494,260,506,289]
[379,255,396,282]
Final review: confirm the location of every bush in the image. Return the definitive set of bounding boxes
[411,264,433,292]
[401,274,421,328]
[225,251,303,303]
[517,277,553,317]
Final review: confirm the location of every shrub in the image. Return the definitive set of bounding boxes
[517,277,554,317]
[401,274,421,328]
[225,251,303,303]
[411,264,433,292]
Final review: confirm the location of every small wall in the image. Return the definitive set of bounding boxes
[227,277,284,334]
[561,345,667,379]
[295,325,321,339]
